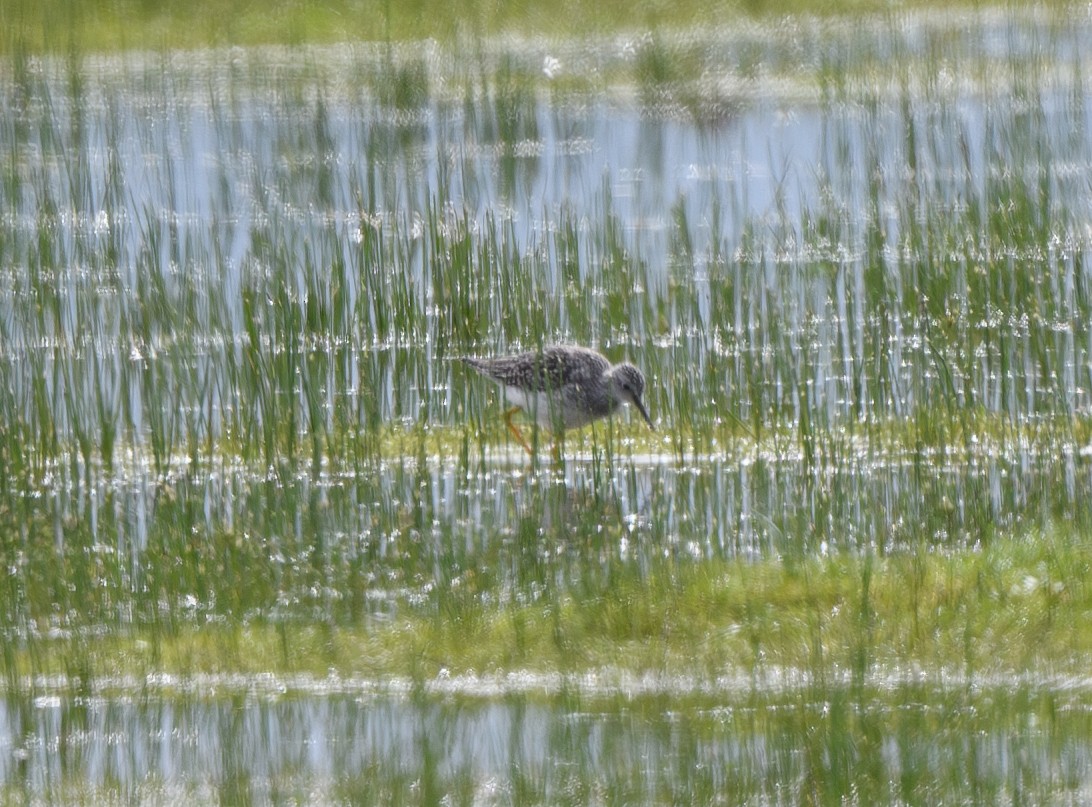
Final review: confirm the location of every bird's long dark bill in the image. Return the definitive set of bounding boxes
[634,397,655,430]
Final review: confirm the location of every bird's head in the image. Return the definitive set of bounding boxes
[611,363,655,430]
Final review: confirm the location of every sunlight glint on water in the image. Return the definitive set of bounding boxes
[2,9,1092,803]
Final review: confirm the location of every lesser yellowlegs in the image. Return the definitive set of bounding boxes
[461,345,655,454]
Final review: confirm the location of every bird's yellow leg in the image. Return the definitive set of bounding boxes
[503,407,534,455]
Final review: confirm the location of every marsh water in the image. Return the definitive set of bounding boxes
[3,7,1092,803]
[5,672,1092,804]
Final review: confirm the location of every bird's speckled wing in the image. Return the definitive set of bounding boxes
[462,347,608,392]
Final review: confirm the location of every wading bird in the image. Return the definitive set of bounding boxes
[461,345,655,455]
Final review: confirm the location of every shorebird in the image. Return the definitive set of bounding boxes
[461,345,654,455]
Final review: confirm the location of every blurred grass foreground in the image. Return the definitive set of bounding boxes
[0,0,1027,54]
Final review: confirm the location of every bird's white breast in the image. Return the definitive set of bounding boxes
[503,387,559,427]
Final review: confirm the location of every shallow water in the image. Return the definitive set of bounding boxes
[10,433,1088,635]
[3,671,1092,804]
[3,7,1092,803]
[2,11,1092,443]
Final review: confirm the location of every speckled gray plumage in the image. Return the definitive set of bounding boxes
[461,345,654,432]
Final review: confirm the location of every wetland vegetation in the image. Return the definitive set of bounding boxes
[2,0,1092,802]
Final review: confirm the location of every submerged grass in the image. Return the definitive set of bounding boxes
[3,8,1090,472]
[5,521,1089,685]
[0,0,1090,745]
[1,10,1092,802]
